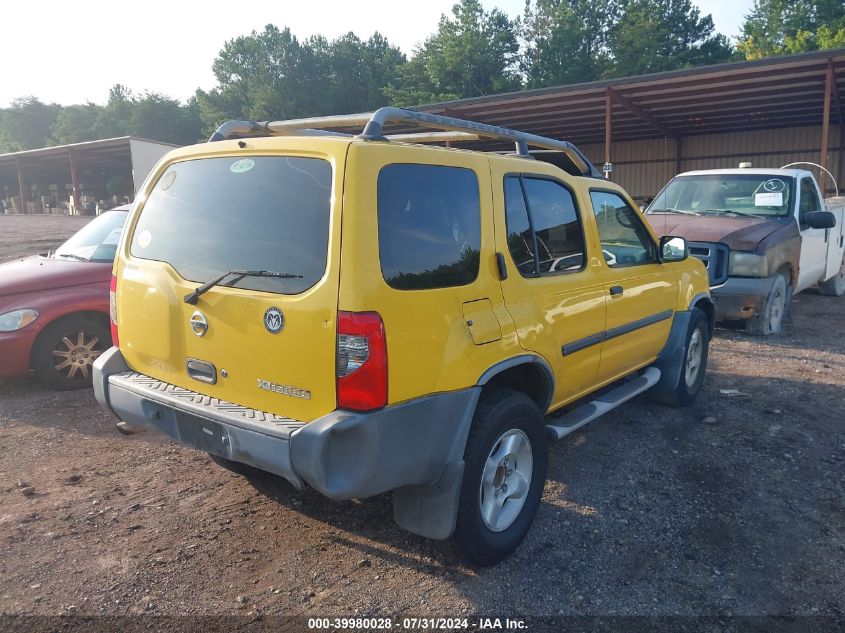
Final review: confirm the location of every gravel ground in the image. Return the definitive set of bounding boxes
[0,215,843,630]
[0,214,94,262]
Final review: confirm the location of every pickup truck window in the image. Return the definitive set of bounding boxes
[650,174,794,218]
[503,176,586,276]
[590,191,657,267]
[799,177,822,227]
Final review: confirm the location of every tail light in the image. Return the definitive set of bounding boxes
[336,311,387,411]
[109,275,119,348]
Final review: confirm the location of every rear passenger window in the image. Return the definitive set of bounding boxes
[504,176,586,276]
[378,164,481,290]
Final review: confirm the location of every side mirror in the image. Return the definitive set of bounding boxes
[805,211,836,229]
[659,235,688,262]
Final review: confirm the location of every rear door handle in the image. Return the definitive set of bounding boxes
[609,285,623,296]
[186,358,217,384]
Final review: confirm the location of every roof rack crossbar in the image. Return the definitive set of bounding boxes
[208,107,601,178]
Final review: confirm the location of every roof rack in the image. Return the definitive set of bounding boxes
[208,107,601,178]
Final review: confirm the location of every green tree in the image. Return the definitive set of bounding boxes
[50,103,103,145]
[521,0,617,88]
[0,97,62,152]
[390,0,521,105]
[324,32,406,112]
[197,25,406,132]
[606,0,734,77]
[95,84,134,138]
[738,0,845,59]
[196,25,326,131]
[128,92,203,145]
[387,55,443,107]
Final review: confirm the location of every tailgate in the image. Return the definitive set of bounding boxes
[115,149,344,422]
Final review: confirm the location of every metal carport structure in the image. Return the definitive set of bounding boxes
[414,48,845,202]
[0,137,177,214]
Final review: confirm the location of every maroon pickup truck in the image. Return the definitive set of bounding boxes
[646,168,844,335]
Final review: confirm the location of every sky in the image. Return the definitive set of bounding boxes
[0,0,754,108]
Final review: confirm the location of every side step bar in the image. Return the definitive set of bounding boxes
[546,367,661,440]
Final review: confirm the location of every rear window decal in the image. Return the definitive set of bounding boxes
[137,230,152,248]
[230,159,255,174]
[160,171,177,190]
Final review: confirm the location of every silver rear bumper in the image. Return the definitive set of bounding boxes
[94,348,305,488]
[93,347,479,539]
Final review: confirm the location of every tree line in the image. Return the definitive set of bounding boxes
[1,0,843,153]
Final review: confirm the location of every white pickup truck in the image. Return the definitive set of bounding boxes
[646,166,845,335]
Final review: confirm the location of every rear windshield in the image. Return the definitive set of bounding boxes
[130,156,332,294]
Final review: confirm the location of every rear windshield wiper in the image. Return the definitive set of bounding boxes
[649,208,699,216]
[184,269,303,304]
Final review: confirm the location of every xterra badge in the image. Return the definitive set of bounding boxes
[263,307,284,334]
[257,379,311,400]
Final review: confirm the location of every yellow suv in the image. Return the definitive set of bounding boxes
[94,108,712,566]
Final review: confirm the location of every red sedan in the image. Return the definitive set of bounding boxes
[0,206,129,389]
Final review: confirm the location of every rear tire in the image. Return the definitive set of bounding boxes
[436,390,548,566]
[818,255,845,296]
[31,314,111,390]
[747,272,788,336]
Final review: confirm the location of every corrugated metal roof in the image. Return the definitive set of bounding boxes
[0,137,178,188]
[0,136,177,163]
[408,48,845,146]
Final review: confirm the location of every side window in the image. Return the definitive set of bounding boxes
[504,177,536,276]
[503,175,586,277]
[378,164,481,290]
[799,177,821,226]
[590,190,657,267]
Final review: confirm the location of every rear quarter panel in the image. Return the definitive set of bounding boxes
[338,143,521,405]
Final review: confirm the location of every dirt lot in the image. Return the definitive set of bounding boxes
[0,215,843,628]
[0,214,93,263]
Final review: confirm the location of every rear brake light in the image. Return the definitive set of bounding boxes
[336,311,387,411]
[109,275,119,348]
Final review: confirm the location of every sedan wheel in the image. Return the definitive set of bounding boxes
[51,330,104,380]
[32,315,111,390]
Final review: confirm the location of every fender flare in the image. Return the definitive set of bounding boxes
[688,291,715,337]
[476,353,555,413]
